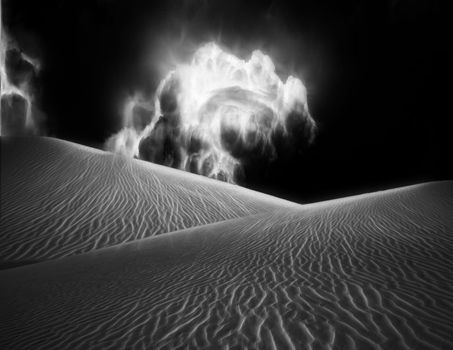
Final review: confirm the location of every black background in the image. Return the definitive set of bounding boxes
[3,0,452,203]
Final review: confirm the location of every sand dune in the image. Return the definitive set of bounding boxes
[0,137,295,266]
[1,137,452,350]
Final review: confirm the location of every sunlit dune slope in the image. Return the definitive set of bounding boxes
[1,181,452,349]
[0,137,296,266]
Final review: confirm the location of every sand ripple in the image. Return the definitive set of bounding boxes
[1,168,452,349]
[0,137,294,266]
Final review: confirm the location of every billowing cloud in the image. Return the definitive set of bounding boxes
[0,12,43,136]
[106,42,316,183]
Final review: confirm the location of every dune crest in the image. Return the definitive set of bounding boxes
[0,137,295,266]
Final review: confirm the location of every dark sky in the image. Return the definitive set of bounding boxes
[3,0,452,202]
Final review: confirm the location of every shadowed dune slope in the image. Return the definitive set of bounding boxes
[1,181,453,349]
[0,137,296,265]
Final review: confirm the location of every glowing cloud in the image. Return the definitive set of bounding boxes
[0,7,42,136]
[106,42,316,183]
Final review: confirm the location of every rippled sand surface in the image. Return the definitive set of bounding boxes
[0,137,294,267]
[1,137,452,349]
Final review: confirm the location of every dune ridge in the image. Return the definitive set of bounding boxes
[0,137,296,266]
[1,137,452,349]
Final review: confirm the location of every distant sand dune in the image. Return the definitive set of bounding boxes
[0,137,295,266]
[1,137,452,349]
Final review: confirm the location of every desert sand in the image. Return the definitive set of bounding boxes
[1,137,452,349]
[0,137,295,267]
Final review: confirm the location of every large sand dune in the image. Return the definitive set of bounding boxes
[0,137,295,266]
[1,137,453,349]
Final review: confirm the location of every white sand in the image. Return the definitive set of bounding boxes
[1,137,453,349]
